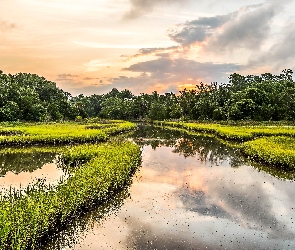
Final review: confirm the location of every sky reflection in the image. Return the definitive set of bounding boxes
[59,140,295,250]
[0,152,65,192]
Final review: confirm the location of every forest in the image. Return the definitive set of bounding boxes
[0,69,294,122]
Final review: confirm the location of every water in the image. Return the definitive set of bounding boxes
[0,149,65,192]
[39,125,295,249]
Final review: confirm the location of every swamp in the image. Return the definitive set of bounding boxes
[1,121,295,249]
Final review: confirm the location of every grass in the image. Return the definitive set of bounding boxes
[155,121,295,168]
[157,121,295,141]
[0,121,136,146]
[242,136,295,168]
[0,141,141,249]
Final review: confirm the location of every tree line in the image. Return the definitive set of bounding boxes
[0,69,294,122]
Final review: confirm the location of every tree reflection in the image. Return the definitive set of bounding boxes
[0,152,56,176]
[132,125,245,168]
[41,186,131,249]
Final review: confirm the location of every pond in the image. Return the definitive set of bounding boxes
[3,125,295,249]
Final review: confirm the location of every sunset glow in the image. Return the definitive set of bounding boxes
[1,0,295,95]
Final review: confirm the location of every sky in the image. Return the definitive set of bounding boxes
[1,0,295,96]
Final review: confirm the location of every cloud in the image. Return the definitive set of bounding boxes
[83,77,100,80]
[248,22,295,70]
[207,3,282,52]
[121,46,180,61]
[0,20,16,32]
[55,74,79,81]
[97,57,240,95]
[167,3,284,52]
[123,0,189,19]
[123,57,240,83]
[167,13,235,46]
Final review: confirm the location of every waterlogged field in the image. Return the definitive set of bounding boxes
[0,121,141,249]
[1,121,295,249]
[43,125,295,250]
[157,121,295,168]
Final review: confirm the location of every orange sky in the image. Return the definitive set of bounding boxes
[1,0,295,95]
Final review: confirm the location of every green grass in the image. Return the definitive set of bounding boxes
[242,136,295,168]
[156,121,295,141]
[0,121,136,146]
[155,121,295,168]
[0,141,141,249]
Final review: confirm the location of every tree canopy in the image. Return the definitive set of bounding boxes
[0,69,294,122]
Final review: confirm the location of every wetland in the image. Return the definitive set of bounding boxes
[30,125,295,249]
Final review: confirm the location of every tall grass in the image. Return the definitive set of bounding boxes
[0,141,141,249]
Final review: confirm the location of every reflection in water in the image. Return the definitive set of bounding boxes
[133,125,245,168]
[42,125,295,249]
[0,151,65,192]
[42,186,132,250]
[0,151,56,175]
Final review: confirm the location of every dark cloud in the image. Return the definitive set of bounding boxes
[92,57,240,94]
[167,13,235,46]
[248,22,295,70]
[124,0,189,19]
[0,20,16,32]
[167,3,284,51]
[122,46,180,61]
[123,57,239,83]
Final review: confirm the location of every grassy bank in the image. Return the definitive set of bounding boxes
[156,121,295,141]
[0,141,141,249]
[155,121,295,168]
[0,121,136,146]
[242,136,295,168]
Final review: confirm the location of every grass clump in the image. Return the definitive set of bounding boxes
[242,136,295,168]
[157,121,295,141]
[0,141,141,249]
[0,121,136,146]
[156,121,295,168]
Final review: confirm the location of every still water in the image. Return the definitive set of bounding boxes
[0,149,64,192]
[39,125,295,249]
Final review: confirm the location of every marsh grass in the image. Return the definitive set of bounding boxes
[0,121,136,146]
[242,136,295,168]
[0,141,141,249]
[156,121,295,168]
[157,121,295,141]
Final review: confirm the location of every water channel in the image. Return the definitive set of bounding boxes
[2,125,295,249]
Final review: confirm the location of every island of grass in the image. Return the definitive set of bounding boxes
[0,120,135,146]
[155,121,295,169]
[0,121,141,249]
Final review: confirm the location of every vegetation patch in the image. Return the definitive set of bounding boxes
[157,121,295,141]
[242,136,295,168]
[156,121,295,168]
[0,141,141,249]
[0,121,136,146]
